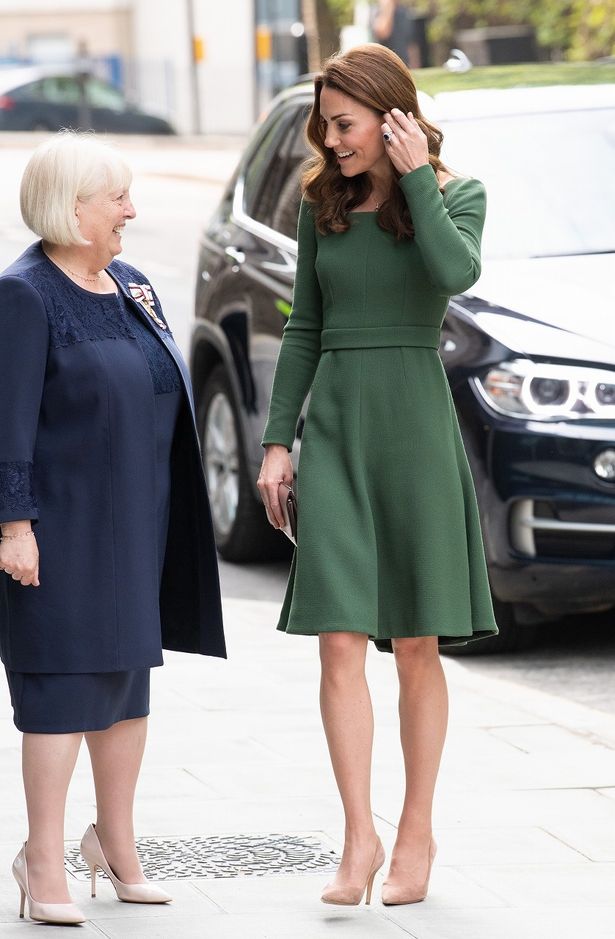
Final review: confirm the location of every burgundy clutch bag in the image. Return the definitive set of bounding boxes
[264,484,297,545]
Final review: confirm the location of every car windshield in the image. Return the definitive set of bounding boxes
[440,106,615,260]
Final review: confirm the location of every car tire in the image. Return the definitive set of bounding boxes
[198,364,291,563]
[441,598,538,656]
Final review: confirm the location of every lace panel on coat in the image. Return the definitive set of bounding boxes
[18,265,135,348]
[0,461,36,517]
[118,297,181,395]
[17,260,180,394]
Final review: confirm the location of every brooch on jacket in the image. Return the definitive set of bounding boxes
[128,282,168,330]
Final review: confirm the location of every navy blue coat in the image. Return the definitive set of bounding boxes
[0,243,226,673]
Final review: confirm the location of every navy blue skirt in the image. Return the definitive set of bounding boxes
[5,667,151,733]
[6,389,181,734]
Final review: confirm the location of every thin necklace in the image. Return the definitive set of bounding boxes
[48,253,102,285]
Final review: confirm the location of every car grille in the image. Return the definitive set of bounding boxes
[509,498,615,560]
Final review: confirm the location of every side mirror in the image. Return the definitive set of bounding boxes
[444,49,473,73]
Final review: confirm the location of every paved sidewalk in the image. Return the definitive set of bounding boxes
[0,597,614,938]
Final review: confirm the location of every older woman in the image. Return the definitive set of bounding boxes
[0,131,225,925]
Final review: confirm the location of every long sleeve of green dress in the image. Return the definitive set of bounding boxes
[262,198,323,450]
[399,164,486,296]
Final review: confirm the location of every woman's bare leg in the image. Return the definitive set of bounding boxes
[387,636,448,884]
[85,716,148,883]
[319,632,380,885]
[22,732,83,902]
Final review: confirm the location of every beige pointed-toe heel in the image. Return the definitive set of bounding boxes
[381,837,437,906]
[80,824,172,904]
[321,838,385,906]
[12,843,86,925]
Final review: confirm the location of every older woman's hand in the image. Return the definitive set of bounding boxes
[257,444,294,529]
[382,107,429,176]
[0,527,39,587]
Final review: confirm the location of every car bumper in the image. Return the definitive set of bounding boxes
[468,402,615,617]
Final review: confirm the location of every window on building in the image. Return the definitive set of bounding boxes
[27,34,76,64]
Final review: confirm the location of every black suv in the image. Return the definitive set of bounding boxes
[190,76,615,652]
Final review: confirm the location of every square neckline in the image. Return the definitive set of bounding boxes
[348,176,467,214]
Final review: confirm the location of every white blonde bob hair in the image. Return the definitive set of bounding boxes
[20,130,132,247]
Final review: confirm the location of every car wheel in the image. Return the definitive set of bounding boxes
[198,364,290,562]
[441,598,538,656]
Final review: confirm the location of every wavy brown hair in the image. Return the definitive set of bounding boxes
[303,43,447,239]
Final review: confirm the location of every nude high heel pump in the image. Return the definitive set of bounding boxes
[12,843,86,925]
[381,837,437,906]
[321,838,385,906]
[80,824,172,904]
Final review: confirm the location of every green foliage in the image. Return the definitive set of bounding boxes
[318,0,615,60]
[320,0,354,29]
[566,0,615,60]
[406,0,615,60]
[411,0,535,41]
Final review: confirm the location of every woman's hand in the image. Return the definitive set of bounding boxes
[0,525,39,587]
[382,107,429,176]
[257,444,294,529]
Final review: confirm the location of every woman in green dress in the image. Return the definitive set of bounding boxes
[258,44,498,907]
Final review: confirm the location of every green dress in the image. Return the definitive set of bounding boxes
[262,164,498,650]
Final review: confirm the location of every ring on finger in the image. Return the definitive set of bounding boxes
[383,130,394,142]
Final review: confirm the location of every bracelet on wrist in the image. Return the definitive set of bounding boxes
[0,530,34,542]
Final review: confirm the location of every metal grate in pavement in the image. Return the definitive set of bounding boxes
[65,833,340,881]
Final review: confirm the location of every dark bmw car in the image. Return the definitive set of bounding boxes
[0,66,174,133]
[190,74,615,652]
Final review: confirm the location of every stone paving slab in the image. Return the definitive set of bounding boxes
[459,861,615,907]
[383,906,615,939]
[0,596,613,937]
[93,909,417,939]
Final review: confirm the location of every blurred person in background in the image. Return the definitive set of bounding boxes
[259,43,496,908]
[0,131,225,926]
[372,0,422,69]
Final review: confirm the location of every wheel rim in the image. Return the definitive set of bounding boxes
[204,391,240,538]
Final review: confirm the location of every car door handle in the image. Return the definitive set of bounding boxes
[224,246,246,265]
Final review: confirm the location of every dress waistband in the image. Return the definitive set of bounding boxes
[321,325,440,351]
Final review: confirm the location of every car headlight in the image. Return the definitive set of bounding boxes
[473,359,615,419]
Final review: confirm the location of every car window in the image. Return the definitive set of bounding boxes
[85,77,125,111]
[268,108,310,239]
[10,81,42,102]
[243,104,304,225]
[40,76,81,104]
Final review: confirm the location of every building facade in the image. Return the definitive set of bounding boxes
[0,0,305,133]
